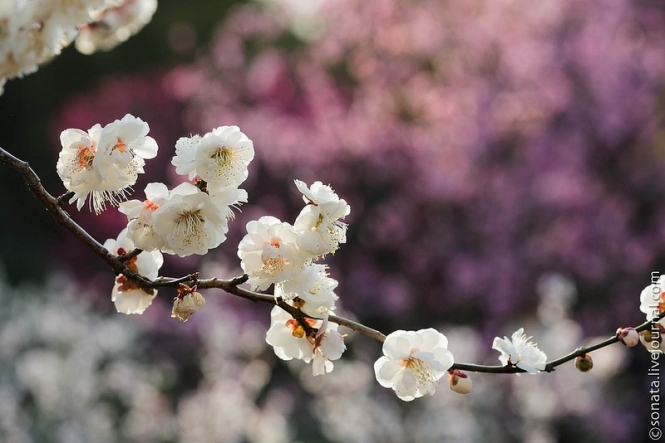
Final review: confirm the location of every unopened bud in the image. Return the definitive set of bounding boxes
[575,353,593,372]
[616,327,639,347]
[171,291,206,322]
[448,369,472,394]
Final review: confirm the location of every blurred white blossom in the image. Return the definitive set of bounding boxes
[492,328,548,374]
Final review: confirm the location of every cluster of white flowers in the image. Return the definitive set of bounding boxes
[56,117,253,316]
[56,114,157,213]
[57,113,158,213]
[117,125,252,257]
[76,0,157,55]
[238,180,350,375]
[0,0,156,93]
[54,113,558,399]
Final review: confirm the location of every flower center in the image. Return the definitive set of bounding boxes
[113,137,128,153]
[144,200,159,211]
[211,146,234,167]
[315,213,325,229]
[176,210,205,240]
[76,146,95,170]
[403,356,434,387]
[263,257,287,274]
[286,319,306,338]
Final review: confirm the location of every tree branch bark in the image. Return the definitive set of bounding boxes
[2,145,662,375]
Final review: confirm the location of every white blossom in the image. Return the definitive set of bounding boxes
[492,328,548,374]
[275,263,338,317]
[374,329,454,401]
[209,186,249,221]
[93,113,158,186]
[103,227,163,315]
[312,318,346,376]
[293,180,350,257]
[237,216,306,290]
[56,114,157,213]
[0,0,124,93]
[640,275,665,323]
[151,182,229,256]
[56,125,103,211]
[75,0,158,55]
[118,182,170,251]
[265,306,345,376]
[171,125,254,191]
[265,306,315,362]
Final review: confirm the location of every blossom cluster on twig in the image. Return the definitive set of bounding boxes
[2,115,664,402]
[0,0,156,93]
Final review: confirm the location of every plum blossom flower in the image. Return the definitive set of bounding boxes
[120,181,246,254]
[265,306,314,362]
[311,317,346,376]
[76,0,158,55]
[208,186,249,220]
[103,228,163,315]
[492,328,548,373]
[640,275,665,324]
[374,328,454,401]
[118,182,170,251]
[151,182,229,256]
[237,216,306,290]
[93,113,158,186]
[294,180,350,256]
[0,0,120,94]
[56,114,157,213]
[57,125,104,211]
[275,263,338,317]
[171,125,255,191]
[265,306,345,375]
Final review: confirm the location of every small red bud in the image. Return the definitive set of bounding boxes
[616,327,639,347]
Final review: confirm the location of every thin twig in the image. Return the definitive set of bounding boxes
[450,312,665,374]
[117,248,143,262]
[0,147,154,292]
[2,145,662,375]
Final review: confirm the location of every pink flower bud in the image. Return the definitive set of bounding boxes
[575,353,593,372]
[448,369,472,394]
[616,327,639,347]
[171,291,206,322]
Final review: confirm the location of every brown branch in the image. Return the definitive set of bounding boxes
[117,248,143,262]
[451,312,665,374]
[2,145,662,375]
[0,147,154,292]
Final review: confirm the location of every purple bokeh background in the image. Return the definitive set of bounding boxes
[23,0,665,441]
